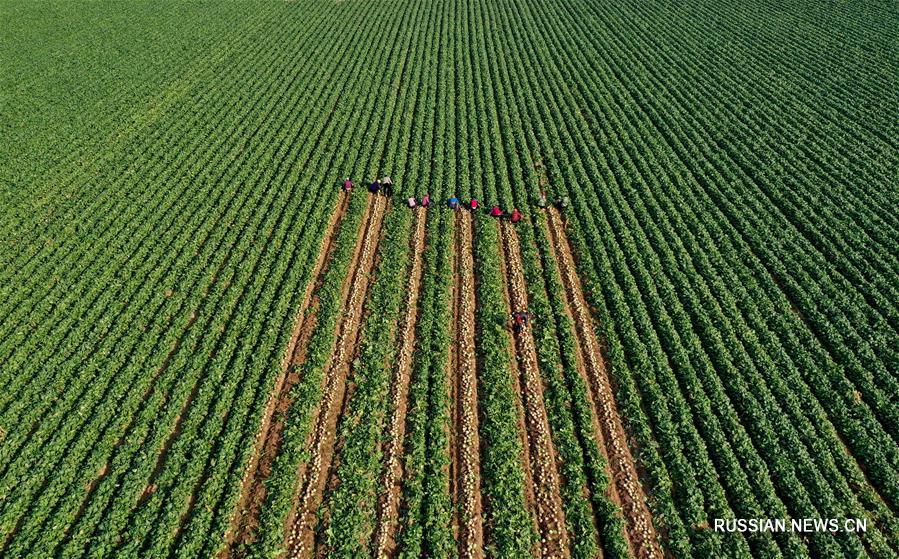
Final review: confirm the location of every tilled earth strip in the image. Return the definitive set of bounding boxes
[225,193,350,555]
[450,211,485,559]
[373,207,429,558]
[286,194,388,558]
[498,219,570,559]
[546,208,662,559]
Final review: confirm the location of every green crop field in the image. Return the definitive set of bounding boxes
[1,0,897,557]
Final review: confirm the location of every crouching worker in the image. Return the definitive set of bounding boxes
[510,208,522,223]
[381,176,394,197]
[512,310,530,333]
[490,205,502,218]
[448,196,461,210]
[407,196,417,208]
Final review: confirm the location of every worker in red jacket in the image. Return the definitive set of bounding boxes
[490,205,502,217]
[512,310,529,333]
[343,178,353,192]
[510,208,522,223]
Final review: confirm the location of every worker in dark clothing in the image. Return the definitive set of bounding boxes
[343,178,353,192]
[512,310,530,333]
[555,195,570,210]
[510,208,522,223]
[381,176,394,197]
[369,179,381,194]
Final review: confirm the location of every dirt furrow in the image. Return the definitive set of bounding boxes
[372,208,428,558]
[224,193,350,554]
[449,211,485,559]
[545,208,662,559]
[498,220,570,559]
[287,194,388,559]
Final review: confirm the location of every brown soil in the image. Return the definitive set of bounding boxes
[545,208,662,559]
[223,193,350,556]
[286,194,388,559]
[371,208,428,558]
[495,226,540,551]
[497,220,570,559]
[448,212,485,559]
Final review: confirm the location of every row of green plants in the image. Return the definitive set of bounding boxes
[317,0,445,549]
[505,0,897,557]
[245,0,440,554]
[0,0,413,556]
[0,6,344,554]
[466,0,631,556]
[590,0,899,517]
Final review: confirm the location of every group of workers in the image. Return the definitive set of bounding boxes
[447,196,522,223]
[342,178,569,221]
[342,176,394,197]
[340,178,578,334]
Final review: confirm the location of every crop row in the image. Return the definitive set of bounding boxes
[485,0,897,557]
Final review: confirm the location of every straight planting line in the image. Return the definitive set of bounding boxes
[447,211,485,559]
[545,208,662,559]
[372,207,429,558]
[223,192,349,555]
[497,219,570,559]
[286,194,388,558]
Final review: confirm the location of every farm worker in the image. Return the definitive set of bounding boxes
[490,205,502,217]
[469,198,479,211]
[537,191,548,208]
[369,179,381,194]
[343,178,353,192]
[556,195,570,209]
[381,176,394,197]
[407,197,417,208]
[448,196,461,210]
[512,310,529,333]
[510,208,522,223]
[421,193,431,207]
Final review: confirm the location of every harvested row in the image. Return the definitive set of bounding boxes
[448,211,485,559]
[545,207,662,559]
[497,220,570,558]
[225,193,349,552]
[372,208,428,558]
[286,194,389,558]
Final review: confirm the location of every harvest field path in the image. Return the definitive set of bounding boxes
[497,219,570,558]
[448,211,485,559]
[545,208,663,559]
[286,194,388,558]
[225,193,350,552]
[372,207,428,558]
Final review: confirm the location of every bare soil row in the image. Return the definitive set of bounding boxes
[498,220,570,559]
[224,192,351,555]
[545,207,662,559]
[449,211,486,559]
[372,207,428,558]
[286,194,388,558]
